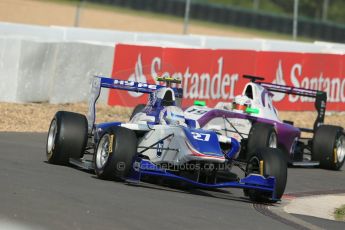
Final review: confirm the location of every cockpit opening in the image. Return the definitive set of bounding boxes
[162,90,174,106]
[244,85,253,99]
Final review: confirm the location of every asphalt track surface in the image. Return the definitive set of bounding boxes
[1,132,345,230]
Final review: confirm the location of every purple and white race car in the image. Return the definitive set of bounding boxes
[184,75,345,170]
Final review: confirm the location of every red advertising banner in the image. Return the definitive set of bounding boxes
[109,44,345,111]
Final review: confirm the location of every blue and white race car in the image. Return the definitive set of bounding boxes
[46,76,287,203]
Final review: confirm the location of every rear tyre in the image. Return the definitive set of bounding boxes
[94,126,138,180]
[312,125,345,170]
[129,104,146,120]
[245,147,287,203]
[247,123,278,159]
[46,111,88,165]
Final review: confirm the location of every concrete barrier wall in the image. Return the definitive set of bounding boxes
[0,23,63,41]
[0,22,344,104]
[2,22,345,53]
[0,38,21,102]
[49,42,113,104]
[0,37,113,103]
[16,40,57,102]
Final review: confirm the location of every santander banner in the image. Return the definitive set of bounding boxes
[109,44,345,111]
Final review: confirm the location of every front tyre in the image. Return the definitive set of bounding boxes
[94,126,138,180]
[46,111,88,165]
[312,125,345,170]
[247,123,278,159]
[245,147,287,203]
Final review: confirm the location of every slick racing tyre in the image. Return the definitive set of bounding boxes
[312,125,345,170]
[129,104,146,120]
[94,126,138,180]
[46,111,88,165]
[245,147,287,203]
[247,123,278,159]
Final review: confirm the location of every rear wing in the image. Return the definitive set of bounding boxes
[243,75,327,132]
[87,76,183,133]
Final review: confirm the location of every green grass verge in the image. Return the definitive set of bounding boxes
[334,204,345,221]
[40,0,313,42]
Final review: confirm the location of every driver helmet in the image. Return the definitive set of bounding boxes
[232,95,251,112]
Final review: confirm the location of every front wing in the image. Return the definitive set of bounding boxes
[127,158,278,201]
